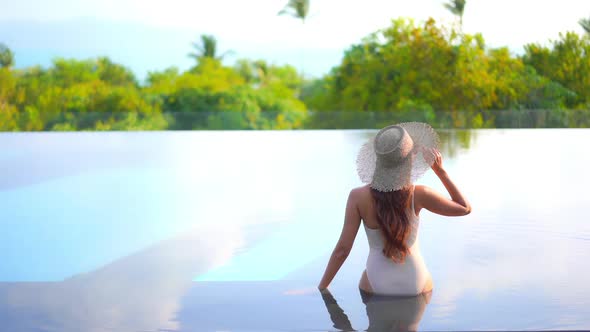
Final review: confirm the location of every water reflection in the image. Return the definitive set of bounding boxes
[353,128,477,159]
[320,289,355,331]
[0,226,254,331]
[320,289,431,332]
[1,129,589,331]
[436,129,477,158]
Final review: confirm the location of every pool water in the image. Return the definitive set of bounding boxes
[0,129,589,331]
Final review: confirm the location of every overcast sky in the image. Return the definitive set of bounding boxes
[1,0,588,79]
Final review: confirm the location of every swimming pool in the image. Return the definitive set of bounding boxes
[1,129,589,331]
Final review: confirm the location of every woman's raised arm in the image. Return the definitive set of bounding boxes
[416,149,471,217]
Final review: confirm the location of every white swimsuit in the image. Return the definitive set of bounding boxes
[364,186,431,296]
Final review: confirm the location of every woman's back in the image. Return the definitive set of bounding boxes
[357,185,431,296]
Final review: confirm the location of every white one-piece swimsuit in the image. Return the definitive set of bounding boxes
[364,186,430,296]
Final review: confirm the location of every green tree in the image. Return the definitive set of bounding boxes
[188,35,233,63]
[304,17,579,129]
[444,0,466,32]
[235,59,302,90]
[523,32,590,108]
[323,18,465,112]
[0,43,15,68]
[234,59,269,85]
[3,57,165,131]
[96,57,138,87]
[49,58,99,87]
[0,68,16,102]
[0,67,18,130]
[145,58,306,129]
[0,102,19,131]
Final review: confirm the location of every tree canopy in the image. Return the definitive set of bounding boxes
[2,16,590,131]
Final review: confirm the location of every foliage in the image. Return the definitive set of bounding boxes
[2,19,590,131]
[188,35,233,64]
[580,17,590,35]
[0,43,14,68]
[0,56,306,131]
[444,0,466,28]
[303,18,588,129]
[523,32,590,108]
[278,0,310,22]
[153,59,306,129]
[444,0,466,17]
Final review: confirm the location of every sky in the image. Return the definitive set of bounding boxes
[1,0,589,81]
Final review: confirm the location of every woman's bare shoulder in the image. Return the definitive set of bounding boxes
[348,185,372,203]
[414,184,432,195]
[351,184,371,196]
[413,185,432,209]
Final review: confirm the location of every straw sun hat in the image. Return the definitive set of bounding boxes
[356,122,440,192]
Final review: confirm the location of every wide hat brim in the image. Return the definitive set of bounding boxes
[356,122,440,192]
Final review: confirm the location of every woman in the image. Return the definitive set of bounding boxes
[318,122,471,296]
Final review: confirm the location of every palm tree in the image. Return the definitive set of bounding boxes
[278,0,310,80]
[580,17,590,35]
[253,60,270,84]
[444,0,466,31]
[0,43,14,68]
[278,0,310,23]
[235,59,270,86]
[188,35,233,62]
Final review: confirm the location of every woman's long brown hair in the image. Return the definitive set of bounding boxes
[370,186,413,262]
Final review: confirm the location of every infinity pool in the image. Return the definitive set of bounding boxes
[1,129,589,331]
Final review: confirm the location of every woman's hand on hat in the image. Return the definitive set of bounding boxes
[429,148,445,174]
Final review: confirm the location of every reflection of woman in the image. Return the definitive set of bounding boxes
[318,123,471,296]
[320,288,431,332]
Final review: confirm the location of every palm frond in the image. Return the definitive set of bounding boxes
[191,42,204,54]
[187,52,200,60]
[444,0,466,17]
[580,17,590,34]
[188,34,235,62]
[278,0,309,21]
